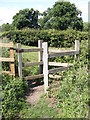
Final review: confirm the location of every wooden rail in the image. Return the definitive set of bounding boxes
[49,62,73,67]
[49,50,79,58]
[1,71,13,75]
[17,48,43,53]
[24,74,44,80]
[0,57,14,62]
[49,74,61,79]
[0,43,13,48]
[49,66,69,74]
[0,41,15,78]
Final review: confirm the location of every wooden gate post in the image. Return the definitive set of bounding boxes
[42,42,48,93]
[17,43,22,78]
[38,40,43,74]
[10,42,15,78]
[75,40,80,60]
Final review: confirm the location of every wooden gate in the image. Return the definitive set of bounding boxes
[0,38,15,78]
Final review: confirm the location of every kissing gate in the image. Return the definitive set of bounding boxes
[0,38,79,93]
[17,40,79,93]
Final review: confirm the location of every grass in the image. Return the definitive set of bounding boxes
[20,94,61,118]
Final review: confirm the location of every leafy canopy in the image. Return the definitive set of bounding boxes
[12,8,40,29]
[39,1,83,30]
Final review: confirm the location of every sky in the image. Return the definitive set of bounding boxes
[0,0,89,25]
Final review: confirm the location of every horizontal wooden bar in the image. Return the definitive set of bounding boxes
[0,57,14,62]
[23,61,43,67]
[49,66,69,74]
[49,50,79,58]
[49,62,73,67]
[24,74,44,80]
[49,74,61,79]
[1,71,13,75]
[0,43,13,48]
[17,48,43,53]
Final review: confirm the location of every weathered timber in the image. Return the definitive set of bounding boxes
[49,62,73,67]
[24,74,44,80]
[10,42,15,78]
[42,42,48,93]
[49,66,69,74]
[0,57,14,62]
[0,43,13,48]
[49,50,79,58]
[1,71,12,75]
[17,43,22,77]
[49,74,61,79]
[38,40,43,74]
[19,48,43,53]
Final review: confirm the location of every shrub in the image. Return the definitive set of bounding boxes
[56,64,88,118]
[2,74,29,119]
[2,29,88,48]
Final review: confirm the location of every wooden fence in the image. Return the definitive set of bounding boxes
[0,40,15,78]
[17,40,79,93]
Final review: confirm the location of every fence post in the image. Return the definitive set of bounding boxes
[38,40,43,74]
[42,42,48,93]
[17,43,22,78]
[10,42,15,78]
[75,40,80,60]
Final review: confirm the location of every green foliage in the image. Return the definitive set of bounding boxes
[83,22,88,32]
[56,65,88,118]
[2,29,88,47]
[12,8,40,29]
[39,1,83,30]
[2,75,28,119]
[1,23,14,32]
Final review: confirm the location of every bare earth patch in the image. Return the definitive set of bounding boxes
[26,81,44,105]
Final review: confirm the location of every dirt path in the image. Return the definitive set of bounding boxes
[26,81,44,105]
[25,79,61,107]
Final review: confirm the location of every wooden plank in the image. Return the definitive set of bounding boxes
[42,42,48,93]
[49,50,78,58]
[49,62,73,67]
[21,48,43,52]
[0,43,13,48]
[75,40,80,60]
[75,40,79,52]
[10,42,15,78]
[24,74,44,80]
[17,43,22,78]
[24,61,43,67]
[0,57,14,62]
[49,74,61,79]
[49,49,75,53]
[49,66,69,74]
[38,40,43,74]
[1,71,12,75]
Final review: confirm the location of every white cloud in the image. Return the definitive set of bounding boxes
[0,0,88,26]
[34,4,46,13]
[0,7,19,25]
[69,0,88,22]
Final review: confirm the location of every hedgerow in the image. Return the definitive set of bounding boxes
[2,29,88,47]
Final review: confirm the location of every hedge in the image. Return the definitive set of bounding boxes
[2,28,88,47]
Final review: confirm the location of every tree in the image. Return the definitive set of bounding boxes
[12,8,40,29]
[39,1,83,31]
